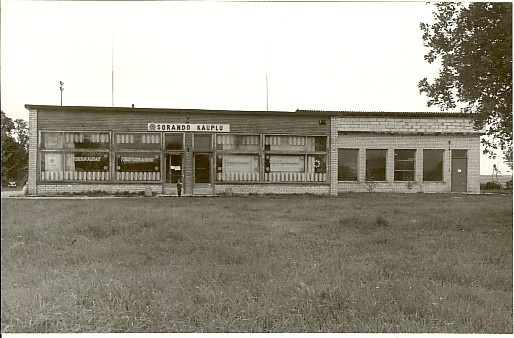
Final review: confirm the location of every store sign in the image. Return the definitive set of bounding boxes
[148,123,230,133]
[75,156,101,162]
[121,156,155,163]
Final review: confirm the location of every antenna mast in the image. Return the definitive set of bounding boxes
[111,33,114,107]
[266,63,269,111]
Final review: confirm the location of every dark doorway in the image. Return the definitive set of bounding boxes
[194,153,211,184]
[451,150,467,192]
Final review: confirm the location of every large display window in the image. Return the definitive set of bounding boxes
[215,134,260,182]
[366,149,387,181]
[217,154,260,181]
[115,152,161,181]
[114,133,161,150]
[306,154,327,182]
[265,155,305,182]
[216,135,259,152]
[40,132,111,182]
[64,132,110,149]
[64,152,110,181]
[264,135,327,182]
[41,152,64,181]
[423,149,444,182]
[394,149,416,181]
[338,149,359,181]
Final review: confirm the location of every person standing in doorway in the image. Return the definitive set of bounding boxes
[176,179,183,197]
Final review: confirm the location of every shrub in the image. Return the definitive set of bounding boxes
[506,180,512,190]
[374,215,389,227]
[480,181,503,191]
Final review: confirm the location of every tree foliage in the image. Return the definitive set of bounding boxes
[1,111,29,183]
[419,2,512,166]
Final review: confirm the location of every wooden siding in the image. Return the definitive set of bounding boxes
[37,109,331,135]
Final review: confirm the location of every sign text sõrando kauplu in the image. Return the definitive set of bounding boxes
[148,123,230,132]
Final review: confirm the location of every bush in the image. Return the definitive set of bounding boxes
[506,180,512,190]
[374,215,389,227]
[480,181,503,191]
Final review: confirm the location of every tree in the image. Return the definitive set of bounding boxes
[1,111,29,184]
[419,2,512,165]
[13,118,29,152]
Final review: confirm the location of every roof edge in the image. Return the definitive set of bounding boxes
[24,104,320,116]
[24,104,474,118]
[296,109,474,118]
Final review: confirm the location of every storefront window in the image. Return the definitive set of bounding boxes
[64,152,110,181]
[312,136,327,152]
[40,131,111,182]
[114,133,161,150]
[40,152,63,181]
[41,132,64,149]
[306,155,327,182]
[423,149,444,182]
[165,133,184,150]
[366,149,387,181]
[64,132,110,149]
[116,152,161,181]
[265,135,308,152]
[338,149,358,181]
[216,154,260,181]
[265,155,306,182]
[216,135,259,152]
[394,149,416,181]
[263,135,328,183]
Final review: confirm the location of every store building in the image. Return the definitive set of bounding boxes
[25,104,482,196]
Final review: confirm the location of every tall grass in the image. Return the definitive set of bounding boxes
[1,194,512,333]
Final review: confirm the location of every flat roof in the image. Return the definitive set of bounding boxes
[25,104,474,118]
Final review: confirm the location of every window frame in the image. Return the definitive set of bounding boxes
[215,134,261,183]
[113,132,162,150]
[263,134,328,183]
[39,131,112,182]
[164,133,185,151]
[338,148,359,182]
[423,149,445,182]
[394,149,416,182]
[193,133,213,152]
[114,151,162,182]
[366,149,387,182]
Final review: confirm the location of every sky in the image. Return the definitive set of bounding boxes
[1,0,510,174]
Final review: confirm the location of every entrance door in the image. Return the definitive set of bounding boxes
[164,154,183,195]
[193,153,213,195]
[166,154,183,183]
[451,150,467,192]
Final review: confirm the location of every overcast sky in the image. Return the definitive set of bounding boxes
[1,0,509,174]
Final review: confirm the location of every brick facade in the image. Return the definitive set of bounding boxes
[27,108,38,195]
[335,115,482,193]
[37,184,163,195]
[337,116,477,134]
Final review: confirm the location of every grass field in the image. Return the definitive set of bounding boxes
[1,193,512,333]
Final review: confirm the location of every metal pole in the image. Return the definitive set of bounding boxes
[59,81,64,106]
[112,33,114,107]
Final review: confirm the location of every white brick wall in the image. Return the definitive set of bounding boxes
[37,184,164,195]
[337,116,480,134]
[27,109,38,195]
[215,184,330,195]
[336,134,481,193]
